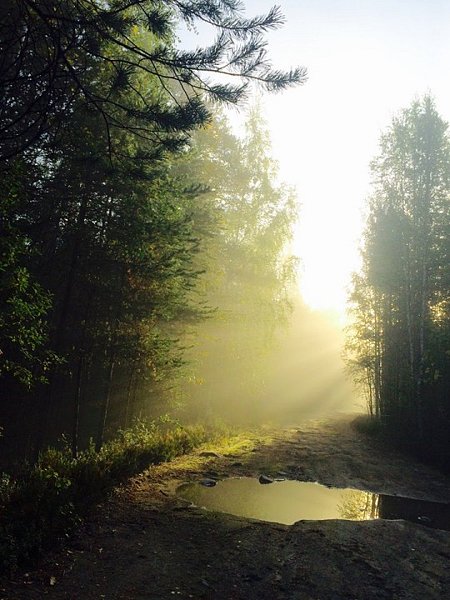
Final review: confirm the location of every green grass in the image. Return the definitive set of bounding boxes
[0,420,208,574]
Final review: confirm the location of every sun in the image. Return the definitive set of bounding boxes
[292,205,362,321]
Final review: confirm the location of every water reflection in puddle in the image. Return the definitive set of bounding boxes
[177,478,450,530]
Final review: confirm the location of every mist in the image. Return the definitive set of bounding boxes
[2,2,450,591]
[1,0,447,473]
[178,296,361,426]
[258,300,361,423]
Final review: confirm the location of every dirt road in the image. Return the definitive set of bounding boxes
[2,415,450,599]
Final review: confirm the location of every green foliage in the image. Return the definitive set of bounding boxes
[173,105,299,421]
[347,96,450,464]
[0,420,207,574]
[0,90,214,445]
[0,0,305,161]
[0,165,59,387]
[0,0,302,465]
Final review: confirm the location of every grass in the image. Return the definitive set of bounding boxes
[0,419,209,575]
[351,414,383,437]
[149,426,274,478]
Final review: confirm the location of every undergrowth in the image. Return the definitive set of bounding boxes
[351,414,383,436]
[0,419,208,575]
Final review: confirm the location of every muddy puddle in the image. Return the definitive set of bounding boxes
[177,477,450,529]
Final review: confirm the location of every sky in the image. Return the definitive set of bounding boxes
[213,0,450,315]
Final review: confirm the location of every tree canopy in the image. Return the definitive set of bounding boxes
[0,0,306,160]
[0,1,303,458]
[347,96,450,465]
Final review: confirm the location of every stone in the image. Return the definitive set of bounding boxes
[258,474,274,484]
[200,478,218,487]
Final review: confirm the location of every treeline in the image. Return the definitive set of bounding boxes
[177,108,298,423]
[0,0,304,462]
[348,96,450,467]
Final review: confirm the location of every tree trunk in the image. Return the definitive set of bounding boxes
[124,364,137,428]
[72,356,84,458]
[96,356,115,452]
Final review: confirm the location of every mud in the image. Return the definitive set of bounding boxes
[2,415,450,599]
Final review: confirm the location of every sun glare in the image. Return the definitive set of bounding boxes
[293,213,361,318]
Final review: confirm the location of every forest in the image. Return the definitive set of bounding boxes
[0,0,308,571]
[0,0,305,463]
[348,96,450,467]
[1,0,450,595]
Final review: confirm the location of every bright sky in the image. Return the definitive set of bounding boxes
[243,0,450,315]
[180,1,450,315]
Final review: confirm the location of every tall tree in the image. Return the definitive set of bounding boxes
[0,0,306,160]
[173,106,298,422]
[0,162,57,387]
[348,96,450,462]
[0,1,305,457]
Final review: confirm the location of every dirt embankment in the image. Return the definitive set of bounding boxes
[2,415,450,599]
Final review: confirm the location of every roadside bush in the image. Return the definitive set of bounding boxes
[0,420,208,574]
[351,414,383,436]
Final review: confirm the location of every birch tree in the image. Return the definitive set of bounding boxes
[348,96,450,458]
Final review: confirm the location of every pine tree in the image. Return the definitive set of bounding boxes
[0,0,306,160]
